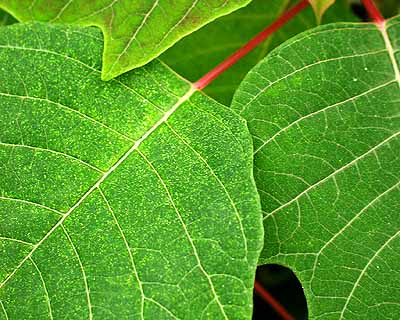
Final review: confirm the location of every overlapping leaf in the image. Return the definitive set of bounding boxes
[0,0,251,80]
[233,17,400,318]
[0,22,263,319]
[162,0,358,105]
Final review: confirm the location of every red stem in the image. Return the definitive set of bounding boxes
[254,280,295,320]
[361,0,385,24]
[193,0,309,90]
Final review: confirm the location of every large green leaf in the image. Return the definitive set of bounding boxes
[162,0,358,105]
[0,0,251,80]
[232,17,400,318]
[0,22,263,319]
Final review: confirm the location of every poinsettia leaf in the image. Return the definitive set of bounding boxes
[0,22,263,319]
[0,0,251,80]
[162,0,358,105]
[309,0,335,22]
[232,17,400,318]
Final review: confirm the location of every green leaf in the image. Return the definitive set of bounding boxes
[0,22,263,319]
[0,8,15,26]
[309,0,335,22]
[0,0,251,80]
[232,17,400,318]
[162,0,358,105]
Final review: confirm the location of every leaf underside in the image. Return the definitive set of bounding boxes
[233,17,400,319]
[0,0,251,80]
[0,22,263,319]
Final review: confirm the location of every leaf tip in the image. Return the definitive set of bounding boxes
[309,0,336,23]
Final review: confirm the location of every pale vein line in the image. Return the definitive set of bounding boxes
[0,86,195,290]
[339,230,400,319]
[0,301,8,320]
[0,92,133,142]
[238,49,387,114]
[50,0,73,22]
[144,297,180,320]
[61,225,92,320]
[0,142,103,173]
[264,132,400,219]
[75,0,119,22]
[253,80,396,155]
[0,44,164,114]
[156,0,199,48]
[0,196,63,216]
[105,0,159,78]
[311,179,400,283]
[0,237,34,246]
[379,21,400,87]
[29,257,54,320]
[98,187,145,320]
[166,123,248,260]
[137,149,228,320]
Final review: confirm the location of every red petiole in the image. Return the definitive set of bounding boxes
[193,0,310,90]
[254,280,295,320]
[361,0,385,25]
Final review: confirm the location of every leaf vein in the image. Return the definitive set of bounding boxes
[166,122,248,261]
[29,257,54,320]
[239,49,387,114]
[0,142,104,173]
[0,44,164,113]
[0,196,63,216]
[339,230,400,319]
[61,225,92,320]
[253,79,396,155]
[98,187,145,320]
[137,148,228,320]
[264,132,400,219]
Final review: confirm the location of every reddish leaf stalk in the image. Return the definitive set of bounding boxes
[254,281,295,320]
[193,0,310,90]
[361,0,385,25]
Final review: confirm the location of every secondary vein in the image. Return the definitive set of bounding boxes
[0,86,196,290]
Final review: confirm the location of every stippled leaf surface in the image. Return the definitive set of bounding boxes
[0,0,251,80]
[162,0,357,105]
[0,22,263,319]
[232,17,400,319]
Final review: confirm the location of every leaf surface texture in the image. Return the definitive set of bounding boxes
[233,17,400,319]
[0,22,263,319]
[0,0,251,80]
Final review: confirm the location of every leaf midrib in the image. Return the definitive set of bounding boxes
[380,19,400,86]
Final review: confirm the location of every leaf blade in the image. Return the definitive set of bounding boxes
[232,17,400,319]
[0,0,252,80]
[0,22,263,319]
